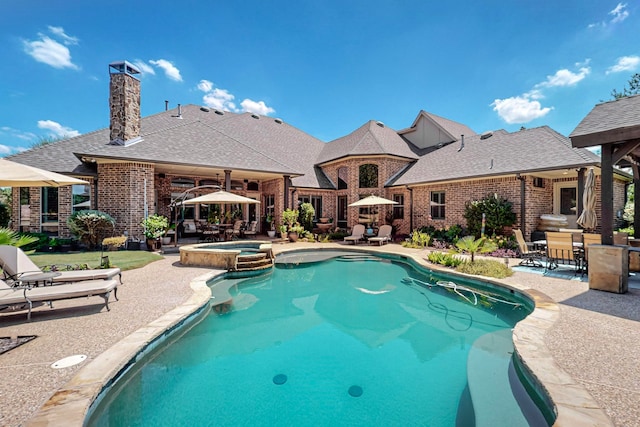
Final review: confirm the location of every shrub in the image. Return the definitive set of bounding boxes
[141,214,169,239]
[402,229,431,248]
[455,259,513,279]
[427,251,464,267]
[464,194,517,237]
[282,209,299,230]
[67,210,115,249]
[0,227,38,248]
[102,235,128,250]
[299,203,315,232]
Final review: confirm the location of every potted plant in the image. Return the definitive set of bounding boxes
[279,224,288,239]
[141,214,169,251]
[289,224,304,242]
[266,213,276,238]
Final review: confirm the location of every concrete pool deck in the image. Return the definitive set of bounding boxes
[0,242,639,426]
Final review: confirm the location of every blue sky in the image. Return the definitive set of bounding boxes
[1,1,638,156]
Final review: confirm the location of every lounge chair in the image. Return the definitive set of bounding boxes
[0,278,119,320]
[0,245,122,285]
[344,224,365,245]
[368,225,393,245]
[513,229,543,267]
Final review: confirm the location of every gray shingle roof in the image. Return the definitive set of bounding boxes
[8,105,329,186]
[316,120,418,164]
[570,94,640,141]
[391,126,600,186]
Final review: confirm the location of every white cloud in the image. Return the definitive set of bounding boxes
[491,96,552,124]
[203,88,237,111]
[537,67,590,88]
[149,59,182,82]
[0,126,37,141]
[607,55,640,74]
[609,3,629,24]
[47,26,78,45]
[197,79,213,92]
[23,34,78,69]
[37,120,80,138]
[0,144,13,155]
[132,60,155,75]
[240,99,276,116]
[198,79,275,115]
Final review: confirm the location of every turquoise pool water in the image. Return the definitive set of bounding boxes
[87,251,547,426]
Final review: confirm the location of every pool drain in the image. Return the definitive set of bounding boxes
[273,374,287,385]
[348,385,363,397]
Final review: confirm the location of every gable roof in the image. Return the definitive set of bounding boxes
[391,126,601,186]
[316,120,418,165]
[398,110,476,142]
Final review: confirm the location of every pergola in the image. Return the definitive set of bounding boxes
[570,94,640,245]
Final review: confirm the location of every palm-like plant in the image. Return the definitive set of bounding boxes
[453,235,497,263]
[0,227,38,248]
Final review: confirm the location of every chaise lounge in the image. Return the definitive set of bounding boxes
[344,224,365,245]
[368,225,393,246]
[0,245,122,285]
[0,278,119,320]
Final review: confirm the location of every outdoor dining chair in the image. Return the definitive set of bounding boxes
[581,233,601,275]
[545,231,582,273]
[514,229,543,267]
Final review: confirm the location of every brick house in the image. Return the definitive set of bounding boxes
[6,61,631,241]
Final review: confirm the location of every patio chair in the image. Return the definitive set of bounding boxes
[0,245,122,286]
[243,221,258,238]
[0,278,118,320]
[368,225,393,246]
[581,233,602,275]
[225,220,243,240]
[513,229,543,267]
[344,224,365,245]
[545,232,581,273]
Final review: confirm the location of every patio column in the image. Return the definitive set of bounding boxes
[224,170,231,192]
[283,175,290,210]
[601,143,614,245]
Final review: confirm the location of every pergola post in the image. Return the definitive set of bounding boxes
[601,144,614,245]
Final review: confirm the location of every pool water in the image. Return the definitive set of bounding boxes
[87,253,545,426]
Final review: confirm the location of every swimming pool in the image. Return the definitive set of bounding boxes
[86,250,550,426]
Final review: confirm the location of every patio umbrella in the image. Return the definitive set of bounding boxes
[349,195,397,226]
[577,168,597,230]
[0,158,88,187]
[181,190,260,205]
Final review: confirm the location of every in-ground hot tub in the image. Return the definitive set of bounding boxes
[180,241,273,270]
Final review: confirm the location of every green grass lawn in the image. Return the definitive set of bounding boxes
[29,250,164,271]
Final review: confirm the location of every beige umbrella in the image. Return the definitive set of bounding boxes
[577,168,597,230]
[0,158,88,187]
[349,195,397,226]
[181,190,260,205]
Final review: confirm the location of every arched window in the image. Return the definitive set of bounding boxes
[338,167,348,189]
[171,177,195,188]
[359,164,378,188]
[247,181,259,191]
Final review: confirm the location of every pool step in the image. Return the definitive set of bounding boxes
[235,252,274,272]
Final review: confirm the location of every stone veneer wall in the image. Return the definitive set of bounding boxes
[109,72,141,143]
[98,163,154,239]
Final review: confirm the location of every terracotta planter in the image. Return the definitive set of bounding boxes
[288,232,299,242]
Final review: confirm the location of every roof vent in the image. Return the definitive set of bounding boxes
[200,106,210,112]
[375,121,385,128]
[274,118,283,124]
[214,109,224,115]
[480,131,493,140]
[251,114,260,119]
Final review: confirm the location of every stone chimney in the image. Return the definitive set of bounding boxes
[109,61,141,145]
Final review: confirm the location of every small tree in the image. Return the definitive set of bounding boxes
[281,209,299,231]
[67,210,115,249]
[453,236,497,263]
[611,73,640,100]
[299,203,315,232]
